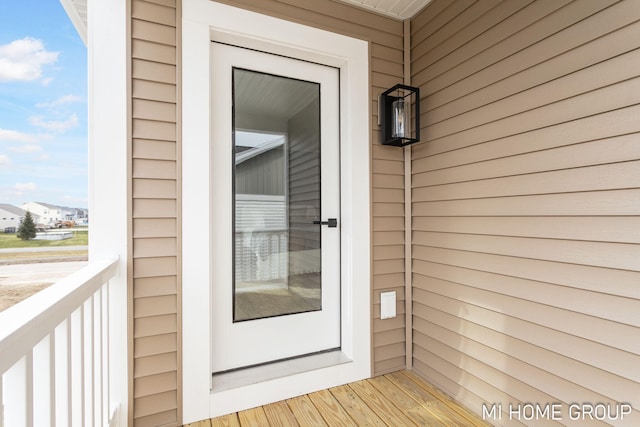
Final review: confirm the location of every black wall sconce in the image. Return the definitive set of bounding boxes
[379,84,420,147]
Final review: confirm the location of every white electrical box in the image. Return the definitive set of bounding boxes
[380,291,396,319]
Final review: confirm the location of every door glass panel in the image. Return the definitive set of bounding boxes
[233,68,322,322]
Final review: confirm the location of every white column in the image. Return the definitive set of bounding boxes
[87,0,129,425]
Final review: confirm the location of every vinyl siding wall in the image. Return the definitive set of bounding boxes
[214,0,408,376]
[410,0,640,424]
[131,0,180,426]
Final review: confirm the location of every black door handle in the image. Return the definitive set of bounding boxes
[313,218,338,227]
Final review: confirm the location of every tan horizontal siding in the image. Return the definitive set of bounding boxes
[414,104,640,171]
[413,133,640,182]
[133,99,177,121]
[134,390,178,418]
[133,80,177,103]
[134,371,177,399]
[134,256,177,278]
[411,0,640,423]
[132,19,177,46]
[132,0,176,26]
[427,20,640,125]
[414,0,620,97]
[133,139,177,161]
[134,276,177,298]
[134,314,178,338]
[135,333,178,359]
[130,0,180,425]
[134,410,179,427]
[414,246,640,301]
[133,218,177,238]
[413,216,640,244]
[135,352,178,378]
[133,199,177,218]
[133,178,177,199]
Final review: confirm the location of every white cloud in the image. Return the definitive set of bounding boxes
[0,154,10,166]
[36,94,82,109]
[0,128,38,142]
[15,182,37,192]
[29,113,78,132]
[0,38,59,83]
[9,144,42,153]
[41,77,54,86]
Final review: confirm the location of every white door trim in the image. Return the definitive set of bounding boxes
[182,1,371,423]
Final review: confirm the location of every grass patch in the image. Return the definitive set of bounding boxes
[0,229,88,249]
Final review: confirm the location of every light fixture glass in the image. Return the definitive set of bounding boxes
[380,84,420,146]
[391,98,409,138]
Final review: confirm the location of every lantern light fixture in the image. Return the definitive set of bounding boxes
[379,84,420,147]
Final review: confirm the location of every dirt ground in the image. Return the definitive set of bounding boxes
[0,283,52,312]
[0,255,87,313]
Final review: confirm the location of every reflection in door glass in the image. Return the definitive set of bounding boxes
[233,68,322,322]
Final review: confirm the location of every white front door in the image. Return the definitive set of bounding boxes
[210,42,341,373]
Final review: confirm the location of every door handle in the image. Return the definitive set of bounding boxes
[313,218,338,228]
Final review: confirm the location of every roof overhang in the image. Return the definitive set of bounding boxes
[60,0,87,46]
[59,0,432,39]
[337,0,432,20]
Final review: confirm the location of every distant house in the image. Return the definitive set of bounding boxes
[20,202,64,226]
[69,207,88,222]
[58,205,88,222]
[0,204,37,232]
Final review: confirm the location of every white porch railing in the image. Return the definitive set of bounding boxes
[0,257,119,427]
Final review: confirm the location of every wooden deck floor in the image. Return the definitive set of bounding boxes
[185,371,491,426]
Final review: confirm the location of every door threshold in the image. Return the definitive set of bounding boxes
[211,349,351,392]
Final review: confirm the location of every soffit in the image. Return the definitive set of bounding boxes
[335,0,432,20]
[61,0,432,42]
[59,0,88,45]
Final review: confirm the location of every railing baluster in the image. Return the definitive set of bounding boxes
[3,358,26,425]
[67,311,77,426]
[94,290,101,426]
[1,369,4,427]
[26,351,33,427]
[0,374,4,427]
[33,335,51,427]
[102,283,110,425]
[50,331,56,427]
[55,319,69,427]
[86,296,94,426]
[80,304,85,426]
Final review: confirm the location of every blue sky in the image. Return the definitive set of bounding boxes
[0,0,87,209]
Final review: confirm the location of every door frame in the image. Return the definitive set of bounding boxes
[182,0,371,423]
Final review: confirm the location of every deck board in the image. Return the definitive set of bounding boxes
[286,395,328,426]
[349,379,416,426]
[186,371,491,426]
[210,414,239,427]
[386,372,470,427]
[367,376,444,427]
[263,400,300,426]
[329,384,387,426]
[238,406,270,426]
[307,389,356,426]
